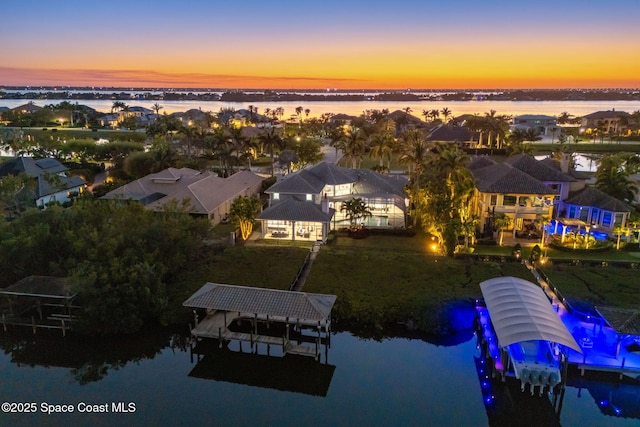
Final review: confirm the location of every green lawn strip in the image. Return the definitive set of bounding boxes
[177,245,309,293]
[303,241,532,334]
[473,244,640,262]
[537,264,640,310]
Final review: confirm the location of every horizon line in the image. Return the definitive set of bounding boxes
[2,85,640,92]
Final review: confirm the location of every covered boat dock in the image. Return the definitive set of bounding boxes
[0,276,79,336]
[183,283,336,361]
[477,276,582,395]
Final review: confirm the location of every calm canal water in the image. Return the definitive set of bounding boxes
[1,328,639,427]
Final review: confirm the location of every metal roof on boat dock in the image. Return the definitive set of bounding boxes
[480,276,582,353]
[183,283,336,322]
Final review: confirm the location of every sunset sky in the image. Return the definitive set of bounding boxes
[2,0,639,90]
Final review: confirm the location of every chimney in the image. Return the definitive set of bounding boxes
[321,193,329,213]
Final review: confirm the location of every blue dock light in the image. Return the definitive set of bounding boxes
[484,395,494,405]
[613,406,622,416]
[599,399,608,407]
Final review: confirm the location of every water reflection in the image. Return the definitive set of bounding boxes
[567,375,640,420]
[0,327,187,384]
[1,327,640,426]
[189,347,336,397]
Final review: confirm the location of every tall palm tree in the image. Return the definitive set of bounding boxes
[536,214,551,247]
[151,103,163,116]
[369,132,394,169]
[494,213,512,246]
[343,126,366,169]
[258,127,285,176]
[441,107,452,123]
[178,124,198,158]
[430,143,472,209]
[595,155,638,201]
[327,125,346,161]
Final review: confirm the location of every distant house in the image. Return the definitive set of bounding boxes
[581,110,631,135]
[329,113,357,125]
[428,124,473,147]
[511,114,558,136]
[0,157,86,208]
[102,168,264,225]
[11,102,43,114]
[258,162,407,241]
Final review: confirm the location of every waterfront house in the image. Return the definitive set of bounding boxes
[511,114,558,136]
[102,168,264,225]
[427,123,474,147]
[258,162,408,241]
[468,157,557,237]
[468,154,633,237]
[0,157,85,208]
[581,110,631,136]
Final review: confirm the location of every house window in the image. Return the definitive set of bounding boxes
[306,194,313,201]
[590,208,599,224]
[569,206,576,218]
[579,208,589,222]
[503,195,516,206]
[614,213,624,227]
[490,195,497,206]
[273,193,279,200]
[602,212,612,227]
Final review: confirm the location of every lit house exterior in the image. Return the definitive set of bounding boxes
[468,154,633,236]
[0,157,85,208]
[258,162,408,241]
[468,157,557,236]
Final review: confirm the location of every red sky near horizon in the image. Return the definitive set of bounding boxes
[2,1,640,90]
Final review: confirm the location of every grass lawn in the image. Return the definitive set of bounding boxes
[539,263,640,311]
[174,232,639,336]
[303,234,532,334]
[177,245,310,296]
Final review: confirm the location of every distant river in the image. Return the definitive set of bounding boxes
[1,328,638,427]
[2,99,640,118]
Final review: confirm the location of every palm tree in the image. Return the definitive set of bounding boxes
[151,103,163,116]
[441,107,452,123]
[595,155,638,201]
[111,101,126,114]
[429,109,440,122]
[369,132,394,169]
[537,214,551,247]
[613,225,629,250]
[258,127,284,176]
[327,125,346,161]
[340,197,372,229]
[494,213,511,246]
[399,129,432,222]
[178,125,198,158]
[343,126,366,169]
[523,128,542,143]
[430,143,472,210]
